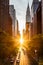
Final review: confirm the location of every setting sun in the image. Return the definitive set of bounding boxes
[20,38,24,44]
[20,34,24,44]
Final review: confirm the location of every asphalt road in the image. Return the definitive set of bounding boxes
[14,48,38,65]
[20,49,30,65]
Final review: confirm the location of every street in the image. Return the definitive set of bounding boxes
[14,48,30,65]
[20,49,30,65]
[14,48,38,65]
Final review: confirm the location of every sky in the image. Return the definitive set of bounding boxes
[10,0,33,33]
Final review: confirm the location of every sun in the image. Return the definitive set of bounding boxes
[20,38,24,44]
[20,33,24,44]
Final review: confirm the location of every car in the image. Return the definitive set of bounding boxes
[16,59,20,63]
[10,60,14,63]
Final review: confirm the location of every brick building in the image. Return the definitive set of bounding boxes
[31,0,42,38]
[0,0,12,35]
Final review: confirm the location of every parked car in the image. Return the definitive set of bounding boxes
[16,59,20,63]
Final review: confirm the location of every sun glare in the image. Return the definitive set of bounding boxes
[20,38,24,44]
[20,33,24,44]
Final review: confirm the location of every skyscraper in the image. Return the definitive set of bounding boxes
[32,0,39,14]
[26,3,31,23]
[0,0,12,35]
[31,0,42,36]
[26,3,31,40]
[9,5,16,36]
[26,3,31,31]
[0,0,9,27]
[42,0,43,33]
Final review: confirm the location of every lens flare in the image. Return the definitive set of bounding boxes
[20,33,24,44]
[20,38,24,44]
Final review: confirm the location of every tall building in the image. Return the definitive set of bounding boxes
[37,2,42,34]
[30,22,33,38]
[15,19,19,37]
[31,0,39,22]
[0,0,9,28]
[31,0,39,35]
[31,0,42,36]
[9,5,19,37]
[17,20,19,34]
[0,0,12,35]
[26,3,31,40]
[26,3,31,30]
[16,21,20,39]
[31,0,39,21]
[32,0,39,14]
[9,5,16,36]
[42,0,43,33]
[26,3,31,22]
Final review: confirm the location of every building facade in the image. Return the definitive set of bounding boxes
[42,0,43,33]
[31,0,42,37]
[26,3,31,23]
[36,2,42,34]
[15,19,19,37]
[0,0,12,35]
[26,3,31,40]
[30,22,33,38]
[31,0,39,36]
[9,5,16,36]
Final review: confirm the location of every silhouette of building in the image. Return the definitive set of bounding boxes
[31,0,39,14]
[30,22,33,38]
[9,5,19,37]
[22,29,26,41]
[31,0,39,36]
[26,3,31,40]
[42,0,43,33]
[26,3,31,23]
[15,19,19,37]
[17,20,19,34]
[36,2,42,34]
[0,0,12,35]
[31,0,42,37]
[9,5,16,36]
